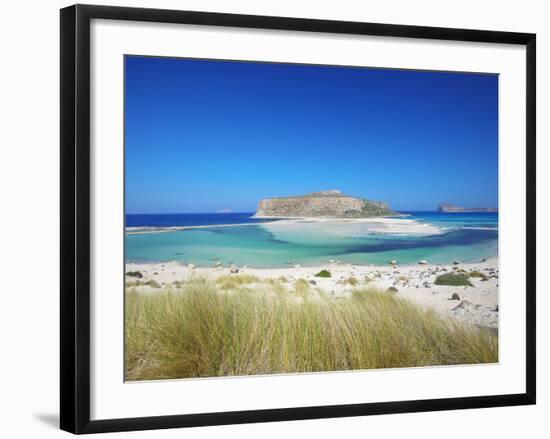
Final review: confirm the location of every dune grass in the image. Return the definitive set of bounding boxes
[125,278,497,381]
[293,278,311,297]
[340,276,359,286]
[215,274,260,290]
[125,278,161,288]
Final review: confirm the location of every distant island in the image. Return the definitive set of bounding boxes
[253,190,396,219]
[438,203,498,213]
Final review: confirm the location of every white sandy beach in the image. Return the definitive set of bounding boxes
[262,217,444,235]
[125,257,498,329]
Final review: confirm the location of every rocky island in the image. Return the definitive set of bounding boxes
[253,190,396,219]
[438,203,498,213]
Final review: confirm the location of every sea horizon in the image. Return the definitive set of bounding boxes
[126,209,498,215]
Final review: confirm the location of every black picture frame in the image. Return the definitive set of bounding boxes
[60,4,536,434]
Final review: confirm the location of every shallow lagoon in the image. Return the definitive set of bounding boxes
[125,212,498,268]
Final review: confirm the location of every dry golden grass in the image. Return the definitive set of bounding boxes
[215,274,260,290]
[339,276,359,286]
[125,277,498,381]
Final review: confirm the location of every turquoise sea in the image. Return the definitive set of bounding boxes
[125,212,498,268]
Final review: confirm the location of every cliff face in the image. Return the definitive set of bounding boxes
[254,190,395,218]
[438,203,498,213]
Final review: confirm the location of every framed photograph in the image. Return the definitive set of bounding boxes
[60,4,536,434]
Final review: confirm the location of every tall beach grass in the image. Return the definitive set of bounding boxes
[125,277,497,381]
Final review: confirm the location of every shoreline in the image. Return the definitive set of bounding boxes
[126,215,443,235]
[251,212,410,219]
[126,257,499,329]
[125,254,496,269]
[126,222,277,235]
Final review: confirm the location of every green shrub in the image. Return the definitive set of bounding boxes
[434,273,473,287]
[126,271,143,278]
[314,269,332,278]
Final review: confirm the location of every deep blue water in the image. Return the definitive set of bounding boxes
[126,212,276,227]
[400,211,498,230]
[125,211,498,267]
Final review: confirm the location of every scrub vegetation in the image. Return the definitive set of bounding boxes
[434,273,473,287]
[314,269,332,278]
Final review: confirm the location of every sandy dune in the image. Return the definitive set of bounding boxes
[125,258,498,329]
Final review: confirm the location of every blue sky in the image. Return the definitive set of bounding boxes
[125,56,498,213]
